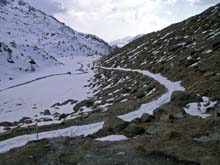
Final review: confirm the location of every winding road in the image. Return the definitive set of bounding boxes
[0,66,185,153]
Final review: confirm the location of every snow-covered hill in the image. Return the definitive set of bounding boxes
[110,34,144,48]
[0,0,111,82]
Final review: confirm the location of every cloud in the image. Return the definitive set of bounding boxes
[25,0,66,15]
[187,0,219,5]
[25,0,219,42]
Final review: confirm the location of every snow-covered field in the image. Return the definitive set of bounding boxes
[0,56,99,125]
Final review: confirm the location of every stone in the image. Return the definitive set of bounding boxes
[103,116,129,133]
[42,109,51,116]
[140,113,153,122]
[136,90,146,99]
[59,113,68,120]
[123,123,145,136]
[19,117,33,124]
[160,114,174,122]
[171,91,202,104]
[174,113,185,119]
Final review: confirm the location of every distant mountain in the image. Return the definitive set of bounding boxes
[0,0,112,81]
[110,34,144,48]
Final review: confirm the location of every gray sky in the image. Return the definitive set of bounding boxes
[25,0,219,42]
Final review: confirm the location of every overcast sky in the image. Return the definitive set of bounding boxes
[25,0,219,42]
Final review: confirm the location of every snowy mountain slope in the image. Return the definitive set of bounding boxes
[0,41,60,83]
[110,34,144,48]
[0,0,111,82]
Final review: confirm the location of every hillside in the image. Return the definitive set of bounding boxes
[0,0,111,82]
[102,3,220,98]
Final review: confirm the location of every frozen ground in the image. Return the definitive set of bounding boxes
[0,56,99,125]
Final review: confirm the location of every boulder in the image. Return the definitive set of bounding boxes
[160,114,174,122]
[19,117,33,124]
[171,91,202,105]
[103,116,129,133]
[59,113,68,120]
[140,113,154,122]
[42,109,51,116]
[135,89,146,99]
[123,123,145,136]
[74,100,94,112]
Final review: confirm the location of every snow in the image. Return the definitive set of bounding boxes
[160,31,175,40]
[146,88,156,96]
[79,107,93,113]
[184,97,217,119]
[0,126,6,134]
[99,66,185,121]
[187,56,192,60]
[0,0,111,82]
[190,62,199,67]
[120,99,128,103]
[0,56,99,125]
[95,135,128,142]
[98,103,113,111]
[205,49,213,53]
[0,122,104,153]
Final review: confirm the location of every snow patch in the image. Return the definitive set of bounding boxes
[95,135,128,142]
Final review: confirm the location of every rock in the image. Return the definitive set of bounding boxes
[53,112,60,118]
[19,117,33,124]
[135,89,146,98]
[42,109,51,116]
[201,156,219,165]
[123,123,145,136]
[171,91,202,104]
[113,96,124,103]
[59,113,68,120]
[94,74,102,79]
[153,108,165,121]
[81,113,89,119]
[173,113,185,119]
[116,152,126,156]
[213,102,220,117]
[42,118,53,122]
[162,130,183,140]
[216,108,220,117]
[4,127,11,131]
[140,113,154,122]
[103,116,129,133]
[0,121,13,127]
[160,114,174,122]
[74,100,94,112]
[51,99,77,107]
[204,71,215,78]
